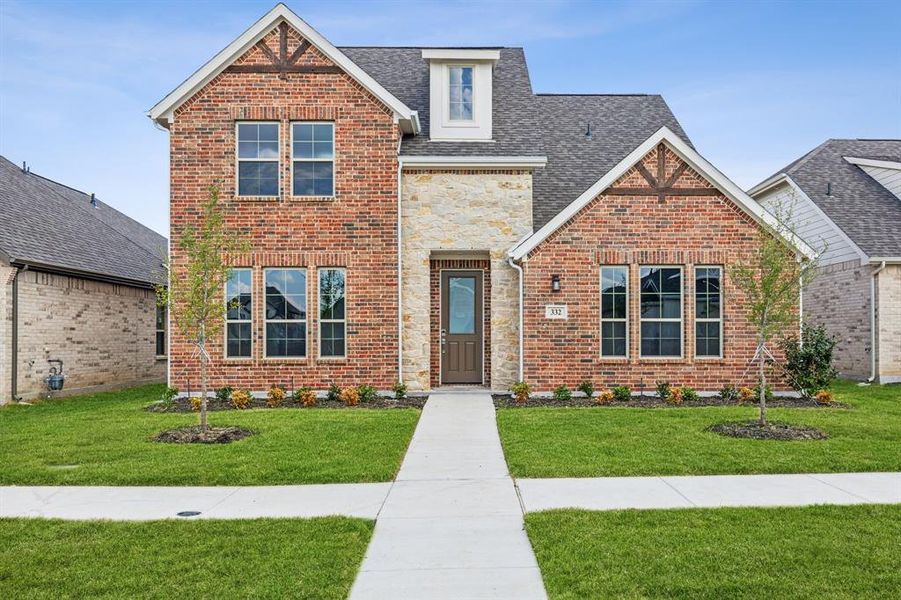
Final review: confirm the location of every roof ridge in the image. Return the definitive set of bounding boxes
[536,93,653,97]
[338,45,511,49]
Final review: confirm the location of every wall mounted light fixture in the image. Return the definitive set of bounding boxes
[551,274,561,292]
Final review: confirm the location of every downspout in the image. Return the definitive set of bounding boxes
[396,140,404,383]
[868,260,886,382]
[507,257,524,382]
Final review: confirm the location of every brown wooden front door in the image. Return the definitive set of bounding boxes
[440,270,483,384]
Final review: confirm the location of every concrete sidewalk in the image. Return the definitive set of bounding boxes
[517,472,901,512]
[349,393,547,600]
[0,483,391,520]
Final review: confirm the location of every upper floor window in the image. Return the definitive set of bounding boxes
[155,306,167,357]
[225,269,253,358]
[292,123,334,197]
[600,266,629,358]
[695,267,723,358]
[448,66,473,121]
[265,268,307,358]
[319,268,346,358]
[640,266,682,357]
[237,122,279,197]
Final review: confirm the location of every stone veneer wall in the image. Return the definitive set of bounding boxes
[876,264,901,383]
[401,170,532,391]
[6,269,165,402]
[803,259,872,380]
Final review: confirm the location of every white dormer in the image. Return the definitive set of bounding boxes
[422,49,499,141]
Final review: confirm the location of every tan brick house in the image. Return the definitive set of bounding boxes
[750,139,901,383]
[0,157,167,403]
[150,4,813,394]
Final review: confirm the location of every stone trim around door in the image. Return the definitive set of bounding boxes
[430,259,491,387]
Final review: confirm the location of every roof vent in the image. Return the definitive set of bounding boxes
[585,122,592,140]
[21,161,29,174]
[90,193,97,208]
[826,182,832,196]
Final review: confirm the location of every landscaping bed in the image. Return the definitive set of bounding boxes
[492,393,846,409]
[147,394,427,413]
[707,420,828,441]
[153,425,255,444]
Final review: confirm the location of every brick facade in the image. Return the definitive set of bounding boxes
[1,266,165,402]
[168,25,400,392]
[521,146,793,392]
[429,258,492,387]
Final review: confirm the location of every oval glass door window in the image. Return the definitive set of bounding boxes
[448,276,476,334]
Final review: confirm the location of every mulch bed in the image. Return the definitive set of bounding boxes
[492,394,847,409]
[153,426,255,444]
[706,421,829,441]
[147,395,427,413]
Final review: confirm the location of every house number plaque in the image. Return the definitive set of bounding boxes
[545,304,568,319]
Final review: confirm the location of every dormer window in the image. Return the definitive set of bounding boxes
[423,49,499,141]
[448,66,473,121]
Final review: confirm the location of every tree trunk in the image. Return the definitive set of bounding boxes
[199,327,208,432]
[758,336,767,428]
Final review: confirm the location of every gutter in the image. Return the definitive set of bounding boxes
[868,260,887,382]
[507,257,524,382]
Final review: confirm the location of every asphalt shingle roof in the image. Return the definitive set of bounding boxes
[0,156,167,286]
[759,139,901,257]
[340,47,689,229]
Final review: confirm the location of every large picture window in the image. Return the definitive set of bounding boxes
[292,123,334,197]
[640,266,682,357]
[319,268,346,358]
[600,266,628,357]
[236,122,279,197]
[225,269,253,358]
[265,268,307,358]
[695,266,723,357]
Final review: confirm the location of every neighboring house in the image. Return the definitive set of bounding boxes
[0,156,167,403]
[750,139,901,383]
[149,4,812,394]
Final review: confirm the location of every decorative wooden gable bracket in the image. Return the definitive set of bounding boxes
[605,143,711,203]
[226,22,343,79]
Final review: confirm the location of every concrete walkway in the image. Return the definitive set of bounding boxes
[0,483,391,520]
[349,393,547,600]
[517,472,901,512]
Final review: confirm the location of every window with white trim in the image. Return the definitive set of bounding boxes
[292,123,334,196]
[225,269,253,358]
[695,266,723,357]
[448,66,473,121]
[319,268,346,358]
[236,122,279,196]
[265,268,307,358]
[155,305,167,357]
[600,266,628,357]
[640,266,682,357]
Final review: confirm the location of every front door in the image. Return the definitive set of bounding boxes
[441,270,483,384]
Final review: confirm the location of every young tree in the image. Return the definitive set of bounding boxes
[157,185,248,431]
[729,209,817,427]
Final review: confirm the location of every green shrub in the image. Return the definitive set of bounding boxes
[682,386,699,403]
[779,323,838,399]
[160,386,178,409]
[719,384,738,402]
[577,380,595,399]
[753,382,774,403]
[215,386,233,402]
[612,386,631,402]
[553,385,572,402]
[357,385,378,404]
[655,381,671,401]
[511,381,531,404]
[326,383,341,403]
[392,380,407,401]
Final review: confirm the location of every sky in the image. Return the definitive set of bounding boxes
[1,0,899,237]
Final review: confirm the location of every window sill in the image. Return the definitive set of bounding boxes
[235,195,279,203]
[155,355,168,361]
[261,357,310,363]
[317,356,347,363]
[287,195,336,203]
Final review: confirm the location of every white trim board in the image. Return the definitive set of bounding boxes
[399,155,547,169]
[508,126,817,261]
[844,156,901,171]
[148,3,418,133]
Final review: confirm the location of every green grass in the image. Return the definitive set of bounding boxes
[0,517,372,599]
[0,384,419,485]
[526,504,901,599]
[498,380,901,477]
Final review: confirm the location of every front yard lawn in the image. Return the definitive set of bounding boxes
[526,504,901,599]
[0,517,371,599]
[0,385,419,485]
[498,380,900,477]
